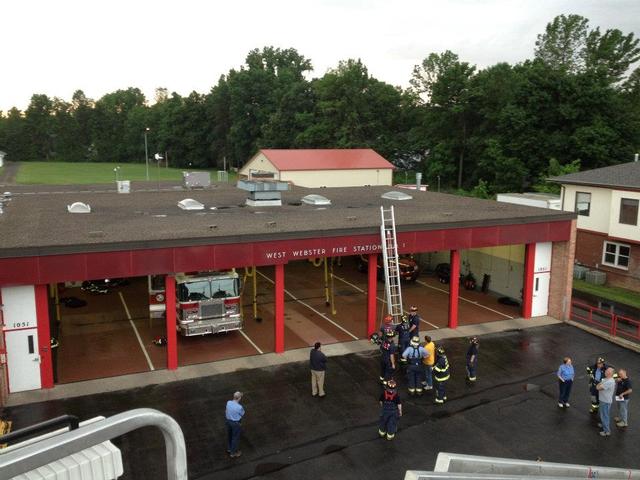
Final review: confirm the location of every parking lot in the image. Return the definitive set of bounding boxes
[55,257,520,384]
[5,323,638,480]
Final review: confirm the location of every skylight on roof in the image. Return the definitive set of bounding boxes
[67,202,91,213]
[301,194,331,206]
[178,198,205,211]
[381,191,413,201]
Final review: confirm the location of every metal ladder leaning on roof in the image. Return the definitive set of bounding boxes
[380,205,403,324]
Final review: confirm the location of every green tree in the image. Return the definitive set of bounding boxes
[535,14,589,74]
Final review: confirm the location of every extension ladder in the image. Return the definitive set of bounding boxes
[380,206,403,324]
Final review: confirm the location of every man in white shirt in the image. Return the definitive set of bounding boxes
[596,367,616,437]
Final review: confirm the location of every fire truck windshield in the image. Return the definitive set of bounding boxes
[177,277,239,302]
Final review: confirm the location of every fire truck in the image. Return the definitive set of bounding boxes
[356,254,420,282]
[148,271,243,336]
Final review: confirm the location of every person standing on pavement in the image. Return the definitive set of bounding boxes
[596,367,616,437]
[408,306,421,338]
[422,335,435,391]
[557,357,575,408]
[466,337,479,382]
[378,379,402,441]
[379,325,397,385]
[402,336,427,396]
[614,369,632,428]
[587,357,608,413]
[395,316,412,366]
[225,391,245,458]
[310,342,327,398]
[433,346,450,404]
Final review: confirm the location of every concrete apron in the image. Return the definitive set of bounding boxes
[6,316,561,407]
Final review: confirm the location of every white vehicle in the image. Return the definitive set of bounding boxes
[148,271,242,336]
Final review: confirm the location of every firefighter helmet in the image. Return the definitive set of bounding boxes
[597,357,605,364]
[386,379,397,389]
[470,336,479,344]
[383,314,393,324]
[410,336,420,346]
[383,326,395,338]
[436,345,445,355]
[401,314,409,323]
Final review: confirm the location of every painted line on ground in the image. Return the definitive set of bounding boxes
[239,330,264,355]
[333,274,440,329]
[257,271,359,340]
[415,280,514,319]
[119,291,155,371]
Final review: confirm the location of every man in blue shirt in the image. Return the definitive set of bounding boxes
[225,391,245,458]
[402,336,427,396]
[557,356,575,408]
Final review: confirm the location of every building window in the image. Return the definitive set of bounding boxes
[575,192,591,216]
[619,198,639,225]
[602,241,630,269]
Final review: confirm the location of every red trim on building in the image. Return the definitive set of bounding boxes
[0,222,573,287]
[522,243,535,319]
[165,275,178,370]
[448,250,460,329]
[274,264,285,353]
[35,284,54,389]
[367,254,377,336]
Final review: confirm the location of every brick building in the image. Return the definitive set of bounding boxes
[551,161,640,290]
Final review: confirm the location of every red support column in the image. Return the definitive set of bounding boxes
[522,243,535,319]
[448,250,460,329]
[165,275,178,370]
[274,264,285,353]
[35,284,54,389]
[367,254,378,336]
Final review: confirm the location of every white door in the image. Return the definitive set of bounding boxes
[531,272,550,317]
[5,328,41,392]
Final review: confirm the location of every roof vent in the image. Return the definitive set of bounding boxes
[178,198,205,211]
[67,202,91,213]
[302,194,331,206]
[381,191,412,201]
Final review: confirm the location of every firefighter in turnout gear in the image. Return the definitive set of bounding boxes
[408,306,420,338]
[434,346,450,404]
[402,336,428,395]
[466,337,479,382]
[379,325,397,385]
[378,379,402,440]
[396,315,412,365]
[587,357,614,413]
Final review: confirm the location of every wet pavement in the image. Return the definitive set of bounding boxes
[3,323,639,480]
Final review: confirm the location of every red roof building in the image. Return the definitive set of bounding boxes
[239,149,394,187]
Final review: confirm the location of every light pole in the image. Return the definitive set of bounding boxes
[144,127,150,181]
[113,166,120,183]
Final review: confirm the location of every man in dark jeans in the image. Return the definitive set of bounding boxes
[225,391,245,458]
[310,342,327,397]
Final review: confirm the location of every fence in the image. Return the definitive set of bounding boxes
[570,300,640,342]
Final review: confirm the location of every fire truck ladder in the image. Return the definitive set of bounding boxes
[380,206,403,324]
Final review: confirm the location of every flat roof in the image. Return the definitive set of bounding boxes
[0,182,575,258]
[497,193,560,201]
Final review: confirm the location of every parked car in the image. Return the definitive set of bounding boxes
[356,254,420,282]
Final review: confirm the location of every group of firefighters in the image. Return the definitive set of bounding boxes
[371,306,479,440]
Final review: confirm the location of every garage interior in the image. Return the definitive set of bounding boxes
[50,253,521,385]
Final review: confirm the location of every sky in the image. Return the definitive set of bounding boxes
[2,0,639,112]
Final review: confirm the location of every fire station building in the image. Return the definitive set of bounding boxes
[0,180,576,397]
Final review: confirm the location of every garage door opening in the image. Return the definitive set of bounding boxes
[52,277,165,384]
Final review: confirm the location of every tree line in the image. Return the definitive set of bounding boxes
[1,14,639,194]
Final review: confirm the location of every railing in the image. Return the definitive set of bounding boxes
[570,300,640,342]
[0,408,187,480]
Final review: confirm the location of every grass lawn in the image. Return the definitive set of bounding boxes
[15,161,234,185]
[573,279,640,309]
